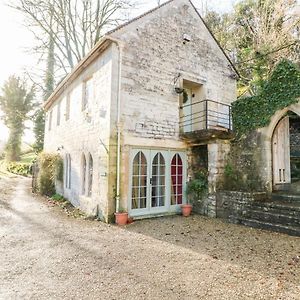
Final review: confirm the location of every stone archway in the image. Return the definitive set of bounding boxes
[259,103,300,193]
[271,111,300,192]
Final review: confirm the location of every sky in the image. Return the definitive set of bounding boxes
[0,0,237,144]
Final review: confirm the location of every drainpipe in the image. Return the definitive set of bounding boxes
[108,37,123,213]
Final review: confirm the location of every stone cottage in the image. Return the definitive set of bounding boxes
[43,0,237,222]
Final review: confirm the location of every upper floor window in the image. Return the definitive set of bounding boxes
[65,93,70,121]
[48,110,53,131]
[57,101,61,126]
[82,77,93,111]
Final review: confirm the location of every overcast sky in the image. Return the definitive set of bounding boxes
[0,0,238,85]
[0,0,237,143]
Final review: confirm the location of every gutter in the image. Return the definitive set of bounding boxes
[44,36,112,111]
[108,37,123,214]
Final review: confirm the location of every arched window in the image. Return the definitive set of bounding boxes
[151,152,165,207]
[132,151,147,209]
[81,154,87,195]
[88,153,93,197]
[65,154,71,189]
[171,154,183,205]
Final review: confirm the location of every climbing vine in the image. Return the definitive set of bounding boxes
[232,59,300,135]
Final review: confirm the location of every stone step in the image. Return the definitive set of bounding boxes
[250,201,300,217]
[236,218,300,237]
[245,209,300,227]
[271,193,300,203]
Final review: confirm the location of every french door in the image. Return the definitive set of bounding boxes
[129,149,186,216]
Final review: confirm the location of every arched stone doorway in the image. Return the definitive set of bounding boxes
[272,111,300,192]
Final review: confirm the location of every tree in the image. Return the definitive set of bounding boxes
[33,29,55,153]
[205,0,300,95]
[13,0,136,77]
[0,76,35,161]
[33,109,45,152]
[13,0,137,152]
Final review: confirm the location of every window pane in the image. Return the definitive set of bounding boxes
[57,101,61,126]
[88,154,93,197]
[140,197,147,209]
[82,155,86,195]
[132,198,138,209]
[83,78,93,110]
[151,153,165,207]
[170,154,183,205]
[140,186,147,198]
[131,151,147,210]
[65,155,69,188]
[66,94,70,120]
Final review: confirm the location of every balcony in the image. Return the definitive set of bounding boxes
[179,99,234,143]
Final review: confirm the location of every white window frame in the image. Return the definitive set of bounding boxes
[65,93,70,121]
[81,154,87,195]
[57,101,61,126]
[48,110,53,131]
[87,153,93,197]
[82,77,93,111]
[65,154,71,189]
[128,149,187,217]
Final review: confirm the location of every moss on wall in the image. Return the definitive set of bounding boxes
[219,131,265,192]
[221,60,300,193]
[233,60,300,135]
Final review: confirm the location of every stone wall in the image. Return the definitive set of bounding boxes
[43,0,237,221]
[216,191,267,221]
[220,130,266,192]
[110,0,237,215]
[44,45,115,222]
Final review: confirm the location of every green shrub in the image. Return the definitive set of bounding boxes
[20,152,37,164]
[233,60,300,135]
[51,193,65,202]
[222,163,242,191]
[37,152,63,196]
[220,162,263,192]
[55,158,64,182]
[6,161,31,177]
[186,168,208,202]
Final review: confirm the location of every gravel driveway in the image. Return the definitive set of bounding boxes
[1,177,300,300]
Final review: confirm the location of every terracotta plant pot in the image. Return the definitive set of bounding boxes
[181,204,193,217]
[114,212,128,225]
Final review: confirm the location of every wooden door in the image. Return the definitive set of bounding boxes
[272,116,291,186]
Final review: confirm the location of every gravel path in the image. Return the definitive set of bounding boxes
[0,177,300,300]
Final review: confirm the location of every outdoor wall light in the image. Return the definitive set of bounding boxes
[183,33,191,44]
[175,87,184,94]
[173,73,184,94]
[57,145,64,152]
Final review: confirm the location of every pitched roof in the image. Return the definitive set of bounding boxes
[187,0,239,76]
[44,0,238,110]
[107,0,238,76]
[106,0,175,36]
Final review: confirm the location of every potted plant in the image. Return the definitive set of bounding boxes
[183,169,208,217]
[181,202,193,217]
[114,208,128,226]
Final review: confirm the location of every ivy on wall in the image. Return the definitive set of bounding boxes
[232,59,300,135]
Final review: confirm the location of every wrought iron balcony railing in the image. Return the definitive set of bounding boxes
[179,99,232,134]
